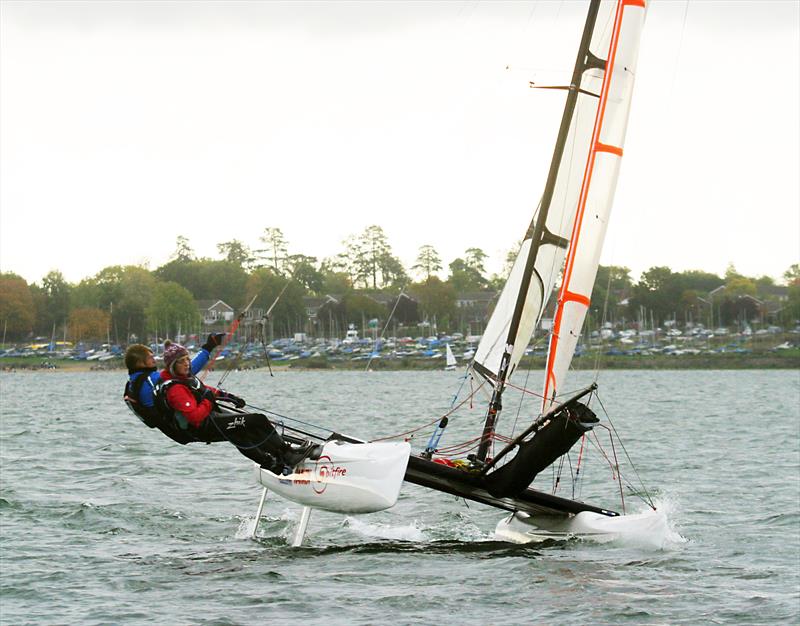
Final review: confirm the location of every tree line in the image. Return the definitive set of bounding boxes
[1,225,798,343]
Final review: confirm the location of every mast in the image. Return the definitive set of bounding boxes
[476,0,603,462]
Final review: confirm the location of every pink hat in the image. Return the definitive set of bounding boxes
[163,341,189,373]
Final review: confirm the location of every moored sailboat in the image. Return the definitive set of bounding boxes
[444,343,457,371]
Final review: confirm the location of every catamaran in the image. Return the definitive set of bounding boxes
[249,0,662,545]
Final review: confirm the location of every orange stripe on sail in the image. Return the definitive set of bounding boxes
[564,291,591,307]
[623,0,646,8]
[542,0,626,412]
[595,142,623,157]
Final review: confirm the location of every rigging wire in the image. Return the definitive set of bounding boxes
[591,264,616,383]
[424,368,472,456]
[608,427,626,514]
[510,365,534,439]
[594,393,657,509]
[363,288,407,372]
[201,293,258,385]
[586,426,652,511]
[668,0,691,109]
[371,378,488,444]
[508,332,549,438]
[253,277,294,380]
[242,401,337,439]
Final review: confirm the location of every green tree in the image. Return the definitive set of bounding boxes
[29,270,72,336]
[377,252,409,290]
[198,260,248,309]
[217,239,255,269]
[286,254,323,294]
[629,266,683,325]
[783,264,800,325]
[246,268,307,338]
[725,276,757,299]
[412,245,442,280]
[680,269,724,294]
[342,293,385,327]
[155,259,248,309]
[319,259,352,294]
[258,227,289,274]
[145,281,199,340]
[332,237,362,287]
[351,225,406,289]
[755,275,775,289]
[114,267,157,342]
[155,258,204,297]
[410,277,456,331]
[724,263,744,281]
[465,247,488,277]
[172,235,195,262]
[448,258,487,292]
[590,265,632,322]
[359,225,389,289]
[0,273,35,339]
[71,266,124,311]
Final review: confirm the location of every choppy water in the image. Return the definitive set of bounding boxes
[1,369,798,625]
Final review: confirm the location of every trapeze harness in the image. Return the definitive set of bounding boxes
[123,371,200,445]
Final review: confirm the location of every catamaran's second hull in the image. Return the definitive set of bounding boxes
[404,454,618,518]
[495,509,667,543]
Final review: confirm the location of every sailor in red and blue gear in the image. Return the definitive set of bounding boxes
[124,334,223,414]
[153,341,317,472]
[157,340,244,428]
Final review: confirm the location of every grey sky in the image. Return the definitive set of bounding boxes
[1,0,798,285]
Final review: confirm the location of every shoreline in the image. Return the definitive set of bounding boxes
[2,351,798,373]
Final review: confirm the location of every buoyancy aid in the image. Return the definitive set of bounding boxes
[154,375,216,428]
[123,369,160,428]
[124,370,197,445]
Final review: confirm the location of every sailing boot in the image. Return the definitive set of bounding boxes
[282,440,321,467]
[259,421,320,473]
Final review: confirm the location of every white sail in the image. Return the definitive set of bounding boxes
[542,0,646,410]
[474,0,632,384]
[445,343,457,369]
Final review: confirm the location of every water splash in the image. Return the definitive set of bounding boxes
[342,516,426,542]
[234,516,257,539]
[235,506,297,541]
[598,496,688,551]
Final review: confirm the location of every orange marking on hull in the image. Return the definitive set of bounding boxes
[595,142,623,157]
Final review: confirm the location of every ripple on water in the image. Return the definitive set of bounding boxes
[0,369,798,625]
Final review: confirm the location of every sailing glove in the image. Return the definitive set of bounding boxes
[217,390,246,409]
[202,333,226,352]
[201,387,217,404]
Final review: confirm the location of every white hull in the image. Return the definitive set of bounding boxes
[495,509,667,543]
[255,440,410,514]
